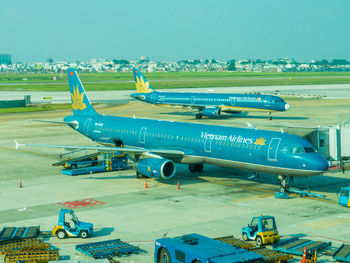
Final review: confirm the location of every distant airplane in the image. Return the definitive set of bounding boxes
[16,69,328,192]
[130,68,290,119]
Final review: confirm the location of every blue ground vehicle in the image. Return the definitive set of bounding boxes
[52,209,93,239]
[339,186,350,207]
[241,215,280,246]
[154,233,263,263]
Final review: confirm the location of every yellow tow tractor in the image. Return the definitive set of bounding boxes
[241,215,280,246]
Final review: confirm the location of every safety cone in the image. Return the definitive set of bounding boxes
[300,247,306,263]
[18,181,23,188]
[144,181,148,189]
[177,181,181,190]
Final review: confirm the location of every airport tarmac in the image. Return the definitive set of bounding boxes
[1,93,350,262]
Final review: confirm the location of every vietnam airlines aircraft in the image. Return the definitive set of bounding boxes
[130,69,290,119]
[16,69,327,192]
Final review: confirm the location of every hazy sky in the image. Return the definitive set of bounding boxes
[1,0,350,62]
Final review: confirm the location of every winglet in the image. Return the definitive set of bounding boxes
[15,140,23,150]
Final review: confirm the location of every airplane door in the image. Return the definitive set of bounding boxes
[264,97,270,107]
[139,127,147,144]
[204,138,212,153]
[229,97,236,105]
[151,93,156,103]
[191,96,195,104]
[267,138,281,161]
[85,118,93,135]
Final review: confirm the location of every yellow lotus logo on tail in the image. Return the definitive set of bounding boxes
[135,76,152,93]
[71,85,87,110]
[254,137,266,145]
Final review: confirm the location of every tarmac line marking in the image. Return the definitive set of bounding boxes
[231,194,274,202]
[108,101,132,110]
[306,235,350,243]
[0,146,58,158]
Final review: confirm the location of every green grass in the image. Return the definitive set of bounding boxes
[0,103,72,114]
[0,71,349,91]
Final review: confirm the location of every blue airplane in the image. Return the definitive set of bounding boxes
[16,69,328,192]
[130,68,290,119]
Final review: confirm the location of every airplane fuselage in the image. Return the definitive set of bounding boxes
[65,114,328,177]
[131,91,289,113]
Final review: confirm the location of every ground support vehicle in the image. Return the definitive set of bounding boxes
[52,209,93,239]
[53,151,128,176]
[339,186,350,207]
[241,216,280,246]
[155,233,264,263]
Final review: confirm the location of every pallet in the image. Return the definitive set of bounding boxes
[215,235,255,249]
[0,238,48,254]
[0,226,40,240]
[76,239,139,259]
[216,235,293,262]
[273,237,331,256]
[4,249,59,263]
[333,244,350,262]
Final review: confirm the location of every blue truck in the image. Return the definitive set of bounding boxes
[154,233,264,263]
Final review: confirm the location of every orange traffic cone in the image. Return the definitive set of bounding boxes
[177,181,181,190]
[300,247,306,263]
[144,181,149,189]
[18,181,23,188]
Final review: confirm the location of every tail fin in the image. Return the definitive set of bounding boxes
[67,68,98,116]
[133,68,155,93]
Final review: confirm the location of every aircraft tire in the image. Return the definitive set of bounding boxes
[268,116,272,120]
[158,247,172,263]
[56,230,66,239]
[195,113,202,119]
[279,187,285,193]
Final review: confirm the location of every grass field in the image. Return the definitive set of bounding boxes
[0,103,72,114]
[0,71,349,91]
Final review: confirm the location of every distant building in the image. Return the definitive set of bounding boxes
[0,54,11,65]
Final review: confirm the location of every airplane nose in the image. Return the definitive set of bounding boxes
[284,103,290,111]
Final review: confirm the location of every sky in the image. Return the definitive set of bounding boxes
[1,0,350,62]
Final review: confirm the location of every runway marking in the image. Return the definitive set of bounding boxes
[0,146,58,158]
[107,101,132,110]
[57,198,105,209]
[302,217,350,230]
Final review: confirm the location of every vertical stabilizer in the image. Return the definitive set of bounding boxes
[133,68,155,93]
[67,68,98,116]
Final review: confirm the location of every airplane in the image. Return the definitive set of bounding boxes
[16,69,328,193]
[130,68,290,120]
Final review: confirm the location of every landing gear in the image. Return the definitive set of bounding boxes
[189,164,204,172]
[277,175,289,193]
[267,112,272,120]
[136,171,147,179]
[195,113,203,119]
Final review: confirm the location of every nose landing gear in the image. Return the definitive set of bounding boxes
[278,175,289,193]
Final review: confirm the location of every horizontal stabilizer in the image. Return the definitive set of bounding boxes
[32,119,79,128]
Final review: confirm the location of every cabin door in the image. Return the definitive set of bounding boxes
[267,138,281,161]
[204,138,212,153]
[229,97,236,105]
[190,96,196,104]
[139,127,147,144]
[151,93,156,103]
[85,118,93,135]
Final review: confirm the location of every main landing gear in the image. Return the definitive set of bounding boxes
[195,113,203,119]
[267,112,272,120]
[189,164,204,172]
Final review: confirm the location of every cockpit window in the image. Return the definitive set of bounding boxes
[304,147,315,153]
[291,147,305,154]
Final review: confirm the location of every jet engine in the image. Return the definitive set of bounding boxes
[201,107,221,117]
[135,157,176,179]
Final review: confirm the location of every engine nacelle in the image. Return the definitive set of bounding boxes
[136,157,176,179]
[202,107,221,117]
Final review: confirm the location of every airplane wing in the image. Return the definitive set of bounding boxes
[15,141,184,161]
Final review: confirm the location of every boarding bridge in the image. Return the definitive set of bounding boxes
[286,122,350,166]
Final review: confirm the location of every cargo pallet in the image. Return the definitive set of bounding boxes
[216,236,292,262]
[273,237,331,256]
[333,244,350,262]
[4,248,59,263]
[0,238,48,254]
[0,226,40,240]
[75,239,139,259]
